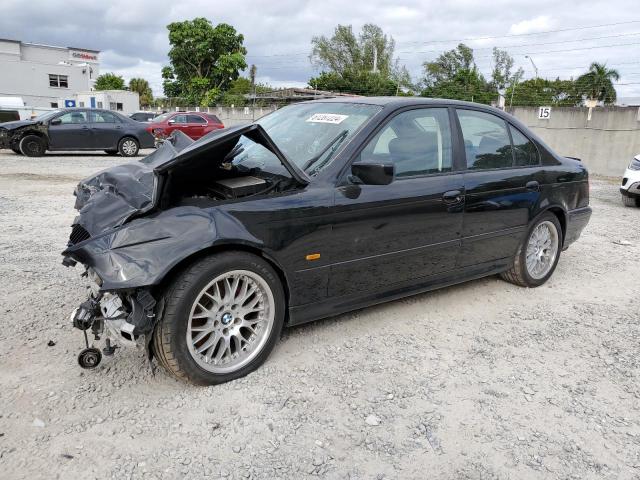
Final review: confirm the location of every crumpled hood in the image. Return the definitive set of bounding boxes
[70,125,308,238]
[0,119,37,130]
[74,162,156,235]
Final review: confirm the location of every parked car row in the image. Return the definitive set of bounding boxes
[0,108,225,156]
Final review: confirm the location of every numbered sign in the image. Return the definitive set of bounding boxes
[537,106,551,119]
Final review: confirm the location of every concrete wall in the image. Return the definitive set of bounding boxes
[508,106,640,176]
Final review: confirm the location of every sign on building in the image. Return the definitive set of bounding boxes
[537,106,551,119]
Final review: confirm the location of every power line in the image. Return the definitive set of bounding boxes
[246,20,640,58]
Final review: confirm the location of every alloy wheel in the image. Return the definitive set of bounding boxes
[525,220,559,279]
[186,270,275,374]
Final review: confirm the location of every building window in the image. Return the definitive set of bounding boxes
[97,101,103,108]
[49,74,69,88]
[109,102,116,110]
[116,102,123,111]
[50,102,58,108]
[79,101,85,107]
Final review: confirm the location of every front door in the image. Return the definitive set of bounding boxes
[48,110,93,149]
[329,107,464,298]
[455,108,543,266]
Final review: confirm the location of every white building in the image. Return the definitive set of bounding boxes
[75,90,139,114]
[0,38,100,108]
[0,39,140,115]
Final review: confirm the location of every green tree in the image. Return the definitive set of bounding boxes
[505,78,582,107]
[421,44,493,103]
[309,70,398,96]
[128,78,153,107]
[576,62,620,104]
[162,17,247,106]
[311,24,396,77]
[94,72,125,90]
[491,48,523,92]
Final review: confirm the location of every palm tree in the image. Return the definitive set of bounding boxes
[128,78,153,107]
[576,62,620,104]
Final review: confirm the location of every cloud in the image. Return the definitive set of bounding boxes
[509,15,553,35]
[0,0,638,99]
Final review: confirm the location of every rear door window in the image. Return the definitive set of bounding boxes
[187,115,207,124]
[509,125,539,166]
[457,109,513,170]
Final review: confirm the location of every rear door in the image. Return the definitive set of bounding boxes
[89,110,123,149]
[186,114,207,139]
[329,107,464,297]
[455,108,542,267]
[48,110,93,149]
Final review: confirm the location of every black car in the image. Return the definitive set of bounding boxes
[129,111,160,123]
[0,108,155,157]
[62,97,592,384]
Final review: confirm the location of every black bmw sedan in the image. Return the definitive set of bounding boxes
[0,108,155,157]
[62,97,591,384]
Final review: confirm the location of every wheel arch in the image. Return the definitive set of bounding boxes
[531,205,567,244]
[16,129,49,147]
[153,243,291,317]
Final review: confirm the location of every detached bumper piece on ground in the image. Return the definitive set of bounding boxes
[62,98,592,385]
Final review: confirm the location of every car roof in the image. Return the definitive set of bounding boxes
[301,96,507,114]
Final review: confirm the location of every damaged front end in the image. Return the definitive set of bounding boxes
[62,126,307,369]
[70,278,158,368]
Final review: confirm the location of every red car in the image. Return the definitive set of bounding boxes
[146,111,224,140]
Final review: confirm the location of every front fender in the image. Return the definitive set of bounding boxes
[64,206,263,290]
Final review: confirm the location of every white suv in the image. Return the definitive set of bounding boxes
[621,154,640,207]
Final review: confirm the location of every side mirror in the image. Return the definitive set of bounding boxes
[351,162,394,185]
[50,118,62,126]
[167,119,176,124]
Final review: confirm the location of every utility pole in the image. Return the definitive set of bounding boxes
[525,55,538,79]
[372,46,378,73]
[250,64,257,121]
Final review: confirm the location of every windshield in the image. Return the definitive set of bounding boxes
[33,110,61,122]
[152,113,172,123]
[252,102,381,176]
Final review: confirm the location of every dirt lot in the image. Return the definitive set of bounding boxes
[0,151,638,480]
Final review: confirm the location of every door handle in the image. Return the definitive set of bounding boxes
[442,190,463,204]
[525,180,540,191]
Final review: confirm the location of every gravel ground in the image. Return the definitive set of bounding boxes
[0,151,639,480]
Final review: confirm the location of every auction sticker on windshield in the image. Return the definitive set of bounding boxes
[306,113,349,124]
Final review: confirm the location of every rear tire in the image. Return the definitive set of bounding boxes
[152,252,285,385]
[500,212,563,288]
[622,194,640,207]
[19,135,46,157]
[118,137,139,157]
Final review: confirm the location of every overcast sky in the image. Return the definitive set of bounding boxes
[2,0,639,100]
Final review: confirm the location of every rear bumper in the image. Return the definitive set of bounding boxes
[564,206,592,248]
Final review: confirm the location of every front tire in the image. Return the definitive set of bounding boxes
[500,212,563,287]
[19,135,46,157]
[118,137,139,157]
[152,252,285,385]
[622,194,640,207]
